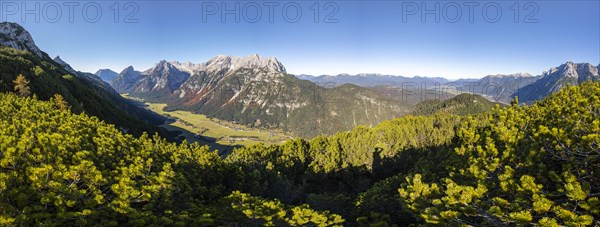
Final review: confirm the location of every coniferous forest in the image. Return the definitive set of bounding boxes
[0,16,599,226]
[1,78,598,225]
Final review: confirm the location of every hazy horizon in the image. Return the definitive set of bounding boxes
[2,1,599,79]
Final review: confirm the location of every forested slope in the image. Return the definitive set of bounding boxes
[0,47,164,137]
[412,93,502,116]
[399,82,600,226]
[0,93,342,226]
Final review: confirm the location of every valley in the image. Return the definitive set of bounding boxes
[111,58,412,138]
[124,94,292,155]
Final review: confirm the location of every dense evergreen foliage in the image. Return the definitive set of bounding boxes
[1,81,598,225]
[0,93,342,226]
[399,82,600,226]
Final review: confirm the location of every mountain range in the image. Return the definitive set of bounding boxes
[516,62,600,103]
[108,53,599,138]
[110,56,410,137]
[296,73,450,87]
[299,65,599,104]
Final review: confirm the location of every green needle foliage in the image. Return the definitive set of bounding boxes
[0,46,164,137]
[0,92,341,226]
[399,82,600,226]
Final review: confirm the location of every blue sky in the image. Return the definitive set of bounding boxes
[2,0,599,79]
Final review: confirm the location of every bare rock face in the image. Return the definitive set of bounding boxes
[53,56,78,75]
[111,66,144,93]
[515,62,600,103]
[95,69,119,82]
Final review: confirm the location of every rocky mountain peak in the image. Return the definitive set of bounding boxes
[157,54,287,75]
[0,22,44,58]
[544,62,599,80]
[121,66,136,74]
[53,55,67,65]
[515,61,599,104]
[145,60,190,77]
[95,68,116,74]
[95,69,119,82]
[117,66,142,80]
[201,54,286,73]
[237,54,286,73]
[53,55,77,75]
[110,66,143,93]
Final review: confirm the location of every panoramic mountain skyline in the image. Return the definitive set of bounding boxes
[2,1,598,79]
[1,1,600,224]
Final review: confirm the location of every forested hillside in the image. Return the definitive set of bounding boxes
[1,77,598,225]
[411,93,501,116]
[0,92,343,226]
[0,46,164,137]
[399,82,600,225]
